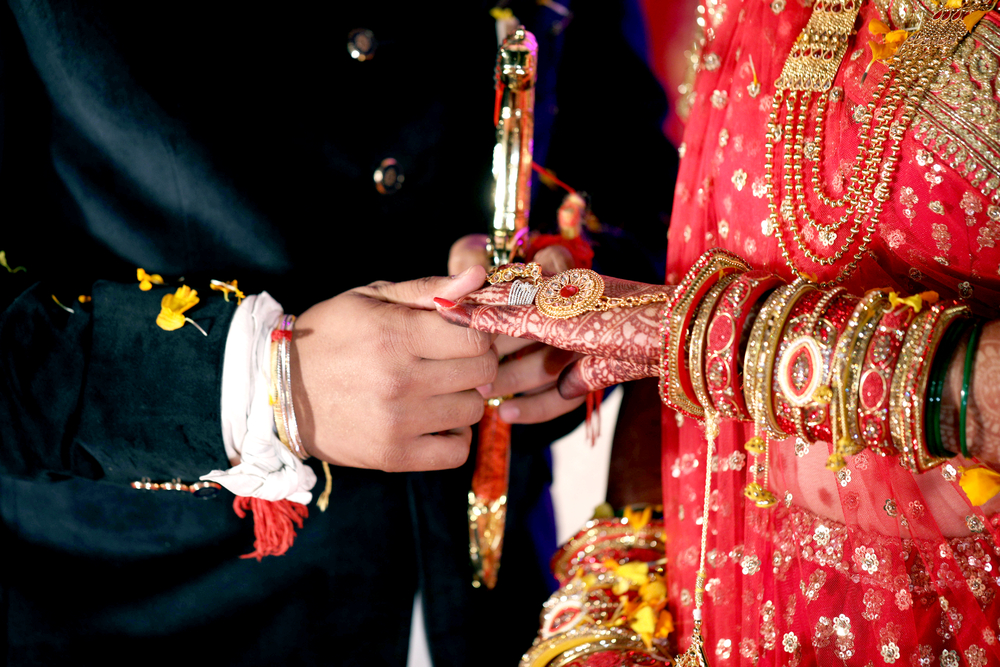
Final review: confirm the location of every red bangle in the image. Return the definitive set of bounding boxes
[773,290,857,444]
[659,249,750,419]
[703,270,783,421]
[856,302,917,455]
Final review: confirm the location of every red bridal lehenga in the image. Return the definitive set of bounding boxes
[663,1,1000,665]
[521,1,1000,665]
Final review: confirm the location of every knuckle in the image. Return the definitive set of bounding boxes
[440,439,472,469]
[480,350,499,383]
[467,394,486,424]
[465,328,492,356]
[374,309,412,362]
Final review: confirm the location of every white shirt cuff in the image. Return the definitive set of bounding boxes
[204,292,317,504]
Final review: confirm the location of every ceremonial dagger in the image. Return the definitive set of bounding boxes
[468,25,537,589]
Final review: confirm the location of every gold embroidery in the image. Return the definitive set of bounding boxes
[914,18,1000,202]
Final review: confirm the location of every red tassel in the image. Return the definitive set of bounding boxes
[585,390,603,447]
[232,496,308,561]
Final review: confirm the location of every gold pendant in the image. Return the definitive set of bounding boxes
[775,0,862,92]
[535,269,605,319]
[676,623,711,667]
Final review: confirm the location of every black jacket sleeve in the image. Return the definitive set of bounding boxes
[0,280,235,483]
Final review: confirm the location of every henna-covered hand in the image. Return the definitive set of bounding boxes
[436,275,672,399]
[446,235,602,423]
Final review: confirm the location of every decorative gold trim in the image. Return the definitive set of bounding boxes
[468,492,507,589]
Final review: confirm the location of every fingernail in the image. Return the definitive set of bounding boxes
[499,403,520,422]
[433,297,457,308]
[476,384,493,397]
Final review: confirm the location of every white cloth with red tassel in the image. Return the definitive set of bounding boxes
[201,292,316,505]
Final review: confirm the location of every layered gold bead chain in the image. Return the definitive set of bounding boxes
[764,0,997,287]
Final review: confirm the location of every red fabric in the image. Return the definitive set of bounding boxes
[662,3,1000,665]
[527,233,595,269]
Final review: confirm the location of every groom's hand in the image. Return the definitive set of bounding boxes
[290,267,498,471]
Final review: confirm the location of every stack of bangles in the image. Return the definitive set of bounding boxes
[491,248,985,484]
[271,314,309,461]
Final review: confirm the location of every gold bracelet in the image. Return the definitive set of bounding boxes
[826,290,890,471]
[775,287,846,450]
[889,301,970,473]
[689,274,740,415]
[659,249,750,419]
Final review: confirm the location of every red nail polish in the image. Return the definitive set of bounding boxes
[433,297,457,308]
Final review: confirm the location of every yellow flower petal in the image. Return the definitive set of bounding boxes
[137,268,164,287]
[0,250,26,274]
[615,561,649,587]
[655,610,674,638]
[156,309,187,331]
[156,286,201,332]
[630,606,657,644]
[623,505,652,532]
[964,10,989,32]
[210,279,246,304]
[885,29,909,45]
[612,579,631,596]
[960,466,1000,506]
[868,19,891,35]
[161,285,199,314]
[888,291,937,313]
[640,579,666,603]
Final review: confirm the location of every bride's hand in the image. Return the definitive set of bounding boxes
[435,274,671,399]
[447,234,589,423]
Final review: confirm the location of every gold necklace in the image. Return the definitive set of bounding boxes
[764,0,997,287]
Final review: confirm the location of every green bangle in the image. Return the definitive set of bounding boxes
[925,319,970,459]
[960,319,985,459]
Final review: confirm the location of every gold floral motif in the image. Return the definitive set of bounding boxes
[732,168,747,191]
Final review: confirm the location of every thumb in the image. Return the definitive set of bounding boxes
[361,266,488,310]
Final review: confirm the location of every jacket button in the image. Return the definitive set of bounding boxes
[347,28,377,61]
[374,158,404,194]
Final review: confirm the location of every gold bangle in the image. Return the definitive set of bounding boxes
[689,273,740,415]
[744,278,816,438]
[889,301,970,473]
[660,249,750,419]
[775,287,846,450]
[826,290,889,470]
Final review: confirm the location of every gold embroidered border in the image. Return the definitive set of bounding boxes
[913,17,1000,201]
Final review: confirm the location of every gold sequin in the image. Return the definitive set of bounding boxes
[732,168,747,191]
